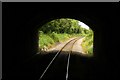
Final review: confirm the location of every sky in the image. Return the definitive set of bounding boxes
[78,21,89,30]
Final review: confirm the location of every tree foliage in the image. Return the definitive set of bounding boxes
[39,18,89,34]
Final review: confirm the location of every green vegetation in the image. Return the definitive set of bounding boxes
[39,18,85,34]
[39,31,82,49]
[81,30,93,56]
[38,18,93,56]
[39,32,70,49]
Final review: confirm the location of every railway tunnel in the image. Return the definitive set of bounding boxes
[3,3,118,80]
[28,17,96,80]
[37,18,94,57]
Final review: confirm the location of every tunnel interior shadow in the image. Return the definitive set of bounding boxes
[7,50,99,80]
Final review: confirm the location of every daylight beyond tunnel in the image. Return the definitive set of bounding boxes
[38,18,94,57]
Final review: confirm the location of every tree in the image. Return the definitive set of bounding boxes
[39,18,89,34]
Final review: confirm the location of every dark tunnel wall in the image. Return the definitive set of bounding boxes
[3,2,119,79]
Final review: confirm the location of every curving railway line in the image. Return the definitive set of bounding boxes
[38,37,81,80]
[12,37,93,80]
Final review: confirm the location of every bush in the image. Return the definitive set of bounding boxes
[49,32,60,42]
[39,32,72,50]
[81,32,93,56]
[39,34,54,49]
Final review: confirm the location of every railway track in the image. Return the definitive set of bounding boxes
[38,37,81,80]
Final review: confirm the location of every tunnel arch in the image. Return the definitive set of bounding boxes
[27,13,101,58]
[36,17,95,57]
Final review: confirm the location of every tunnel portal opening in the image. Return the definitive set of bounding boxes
[37,18,94,57]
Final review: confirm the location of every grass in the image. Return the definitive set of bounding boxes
[48,32,70,42]
[81,32,93,56]
[39,31,83,50]
[39,34,54,49]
